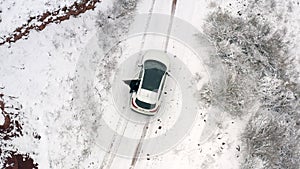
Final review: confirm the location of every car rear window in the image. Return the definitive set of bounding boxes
[142,60,167,92]
[135,98,156,110]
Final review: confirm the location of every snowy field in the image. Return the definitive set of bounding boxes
[0,0,299,169]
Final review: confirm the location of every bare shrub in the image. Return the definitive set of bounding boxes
[243,108,300,169]
[95,0,138,51]
[204,7,300,169]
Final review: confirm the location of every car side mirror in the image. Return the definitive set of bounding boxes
[138,64,143,68]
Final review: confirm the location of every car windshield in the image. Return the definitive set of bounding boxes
[135,98,156,110]
[141,60,167,92]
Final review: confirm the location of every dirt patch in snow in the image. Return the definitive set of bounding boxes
[0,0,101,46]
[0,93,39,168]
[0,94,23,140]
[3,153,38,169]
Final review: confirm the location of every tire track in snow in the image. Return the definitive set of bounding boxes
[129,119,150,169]
[99,111,129,169]
[164,0,177,52]
[136,0,157,65]
[139,0,157,53]
[99,1,156,169]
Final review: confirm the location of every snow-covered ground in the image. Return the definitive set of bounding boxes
[0,0,299,168]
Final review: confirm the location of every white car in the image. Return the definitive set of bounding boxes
[130,50,170,115]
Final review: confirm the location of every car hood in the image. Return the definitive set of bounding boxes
[137,89,158,104]
[143,50,170,70]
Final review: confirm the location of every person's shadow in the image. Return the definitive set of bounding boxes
[123,79,140,93]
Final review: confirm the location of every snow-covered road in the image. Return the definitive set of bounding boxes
[71,0,239,169]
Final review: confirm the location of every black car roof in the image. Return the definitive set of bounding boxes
[141,60,167,92]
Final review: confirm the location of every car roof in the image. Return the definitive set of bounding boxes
[141,60,166,92]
